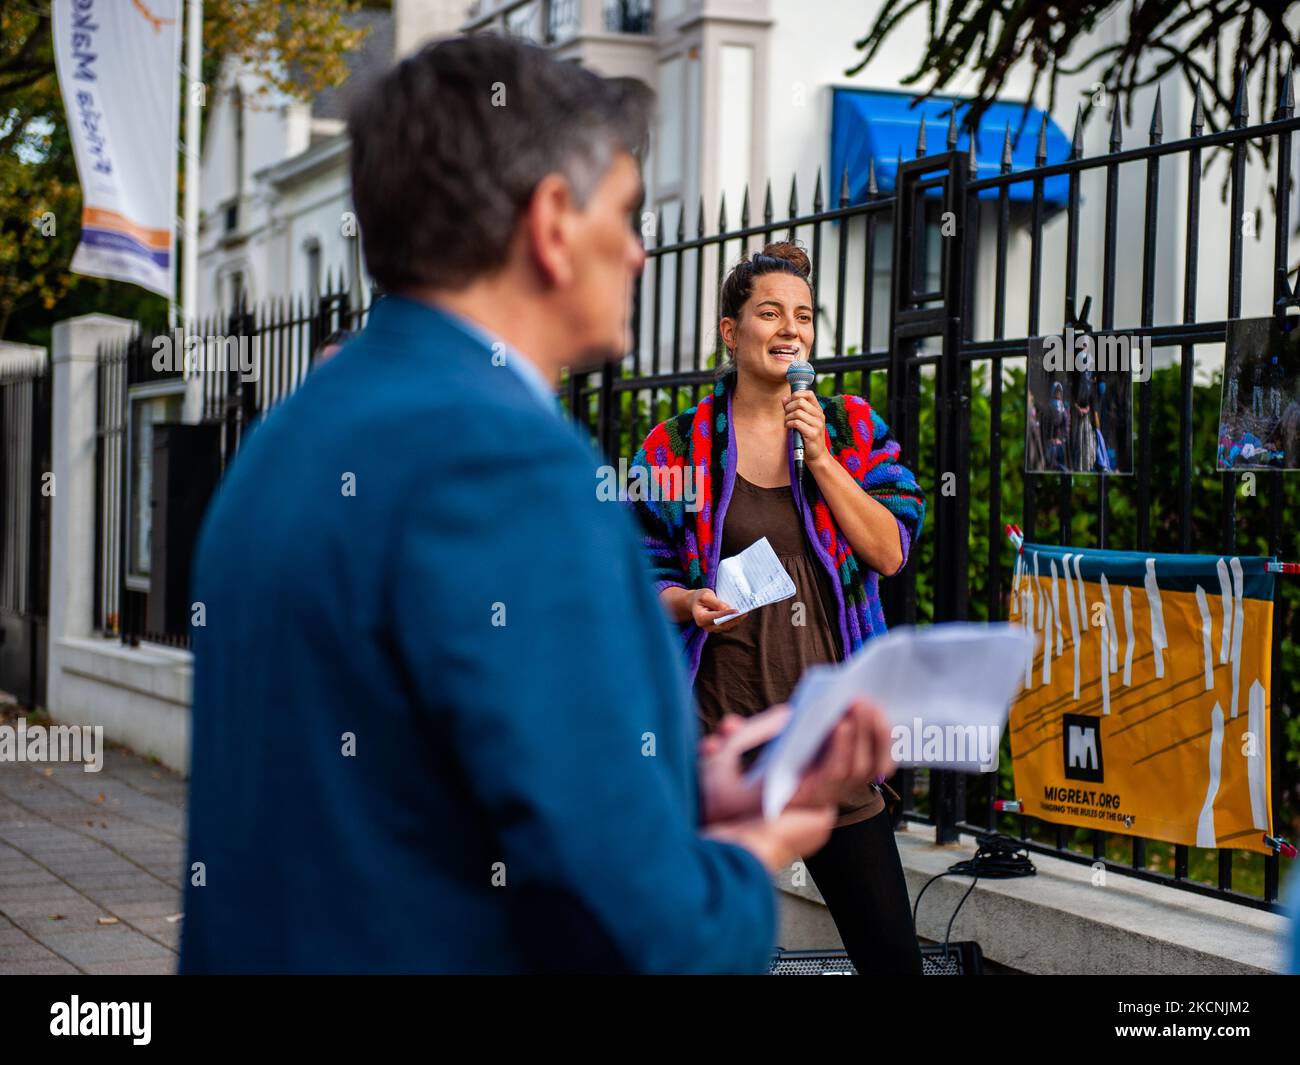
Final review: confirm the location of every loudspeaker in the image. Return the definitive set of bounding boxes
[769,943,984,976]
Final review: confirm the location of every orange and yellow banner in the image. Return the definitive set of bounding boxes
[1008,545,1274,854]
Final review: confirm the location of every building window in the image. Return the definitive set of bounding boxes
[232,84,245,204]
[547,0,580,42]
[127,390,185,584]
[604,0,653,34]
[304,240,322,302]
[506,0,543,41]
[227,269,246,312]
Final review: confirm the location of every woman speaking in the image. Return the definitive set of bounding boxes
[631,242,926,974]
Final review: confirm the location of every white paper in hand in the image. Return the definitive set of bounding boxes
[712,536,797,624]
[748,622,1035,819]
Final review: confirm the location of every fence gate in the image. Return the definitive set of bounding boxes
[0,356,51,708]
[886,149,972,843]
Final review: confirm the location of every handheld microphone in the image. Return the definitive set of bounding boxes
[786,360,816,485]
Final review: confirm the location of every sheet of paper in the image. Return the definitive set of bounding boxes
[747,622,1036,819]
[712,536,797,624]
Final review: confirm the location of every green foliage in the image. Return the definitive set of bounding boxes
[0,0,369,344]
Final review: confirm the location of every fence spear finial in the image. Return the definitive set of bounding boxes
[696,195,705,238]
[1279,57,1295,119]
[740,184,750,230]
[764,178,774,226]
[1109,99,1122,153]
[1001,122,1013,173]
[1191,79,1205,135]
[946,106,958,150]
[867,157,878,198]
[1071,103,1085,159]
[1036,112,1048,166]
[1149,85,1163,144]
[717,190,727,233]
[1232,59,1249,127]
[916,113,927,157]
[968,122,979,177]
[839,164,851,207]
[675,201,685,242]
[812,165,823,212]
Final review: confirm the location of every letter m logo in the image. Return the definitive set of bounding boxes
[1063,713,1104,782]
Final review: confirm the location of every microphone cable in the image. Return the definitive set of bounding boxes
[911,832,1036,960]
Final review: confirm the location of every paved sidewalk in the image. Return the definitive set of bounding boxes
[0,708,185,974]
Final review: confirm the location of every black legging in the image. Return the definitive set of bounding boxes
[802,809,923,975]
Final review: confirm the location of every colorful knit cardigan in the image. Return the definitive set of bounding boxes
[630,375,927,685]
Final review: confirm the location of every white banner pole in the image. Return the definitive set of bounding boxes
[182,0,202,333]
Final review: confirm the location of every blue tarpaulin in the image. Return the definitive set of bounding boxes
[830,87,1071,206]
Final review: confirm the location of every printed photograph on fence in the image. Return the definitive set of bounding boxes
[1025,331,1136,475]
[1217,316,1300,471]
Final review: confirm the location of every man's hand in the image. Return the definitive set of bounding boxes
[789,697,896,810]
[703,807,837,874]
[697,698,896,827]
[697,706,792,826]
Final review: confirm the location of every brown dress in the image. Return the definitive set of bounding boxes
[693,473,885,827]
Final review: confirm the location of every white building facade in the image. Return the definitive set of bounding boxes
[195,2,466,323]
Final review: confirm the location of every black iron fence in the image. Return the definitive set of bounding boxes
[89,78,1300,911]
[0,350,50,708]
[567,80,1298,911]
[94,274,369,648]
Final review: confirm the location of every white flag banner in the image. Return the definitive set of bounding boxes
[52,0,182,298]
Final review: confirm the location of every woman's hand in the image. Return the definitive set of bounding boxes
[658,586,743,630]
[689,587,744,632]
[697,699,896,825]
[783,391,827,463]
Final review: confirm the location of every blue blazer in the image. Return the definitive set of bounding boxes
[179,294,775,973]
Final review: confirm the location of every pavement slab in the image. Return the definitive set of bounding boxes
[0,709,184,975]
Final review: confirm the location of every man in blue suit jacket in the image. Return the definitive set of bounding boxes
[180,35,892,974]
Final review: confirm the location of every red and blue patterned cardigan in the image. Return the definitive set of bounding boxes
[630,375,926,686]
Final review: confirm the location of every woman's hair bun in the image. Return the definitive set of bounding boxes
[756,240,811,280]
